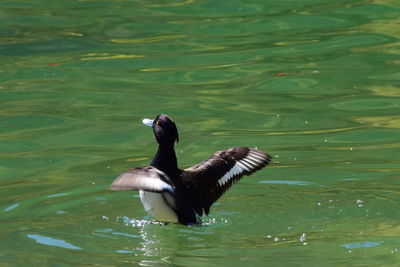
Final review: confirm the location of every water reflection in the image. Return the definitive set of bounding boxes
[341,241,383,249]
[259,180,314,186]
[27,234,81,250]
[107,216,227,265]
[3,203,19,212]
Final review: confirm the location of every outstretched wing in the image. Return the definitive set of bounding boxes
[110,166,173,193]
[111,166,198,225]
[183,147,271,216]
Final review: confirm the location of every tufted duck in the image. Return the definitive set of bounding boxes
[111,114,271,225]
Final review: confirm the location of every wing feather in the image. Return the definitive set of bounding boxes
[183,147,271,216]
[110,166,173,193]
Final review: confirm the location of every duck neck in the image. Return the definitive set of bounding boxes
[151,143,178,175]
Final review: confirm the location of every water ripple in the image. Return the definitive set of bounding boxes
[27,234,81,250]
[259,180,314,186]
[341,241,383,249]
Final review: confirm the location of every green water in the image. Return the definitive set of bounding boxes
[1,0,400,266]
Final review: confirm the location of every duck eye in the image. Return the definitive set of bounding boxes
[155,121,159,125]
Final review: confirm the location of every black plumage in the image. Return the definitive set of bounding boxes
[111,114,272,225]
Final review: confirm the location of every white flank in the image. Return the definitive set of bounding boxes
[139,190,179,223]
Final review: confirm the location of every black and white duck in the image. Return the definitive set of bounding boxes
[111,114,271,225]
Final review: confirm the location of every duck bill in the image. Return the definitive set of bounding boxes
[142,118,154,127]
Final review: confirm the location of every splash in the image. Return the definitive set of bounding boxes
[116,216,166,227]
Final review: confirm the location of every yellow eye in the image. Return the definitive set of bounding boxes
[155,121,159,125]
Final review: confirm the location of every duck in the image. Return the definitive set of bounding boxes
[111,114,272,225]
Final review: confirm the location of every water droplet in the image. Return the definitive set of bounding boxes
[299,233,307,243]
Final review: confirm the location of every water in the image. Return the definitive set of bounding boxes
[1,0,400,265]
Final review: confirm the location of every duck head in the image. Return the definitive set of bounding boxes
[143,114,179,146]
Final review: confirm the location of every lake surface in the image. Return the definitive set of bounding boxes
[1,0,400,266]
